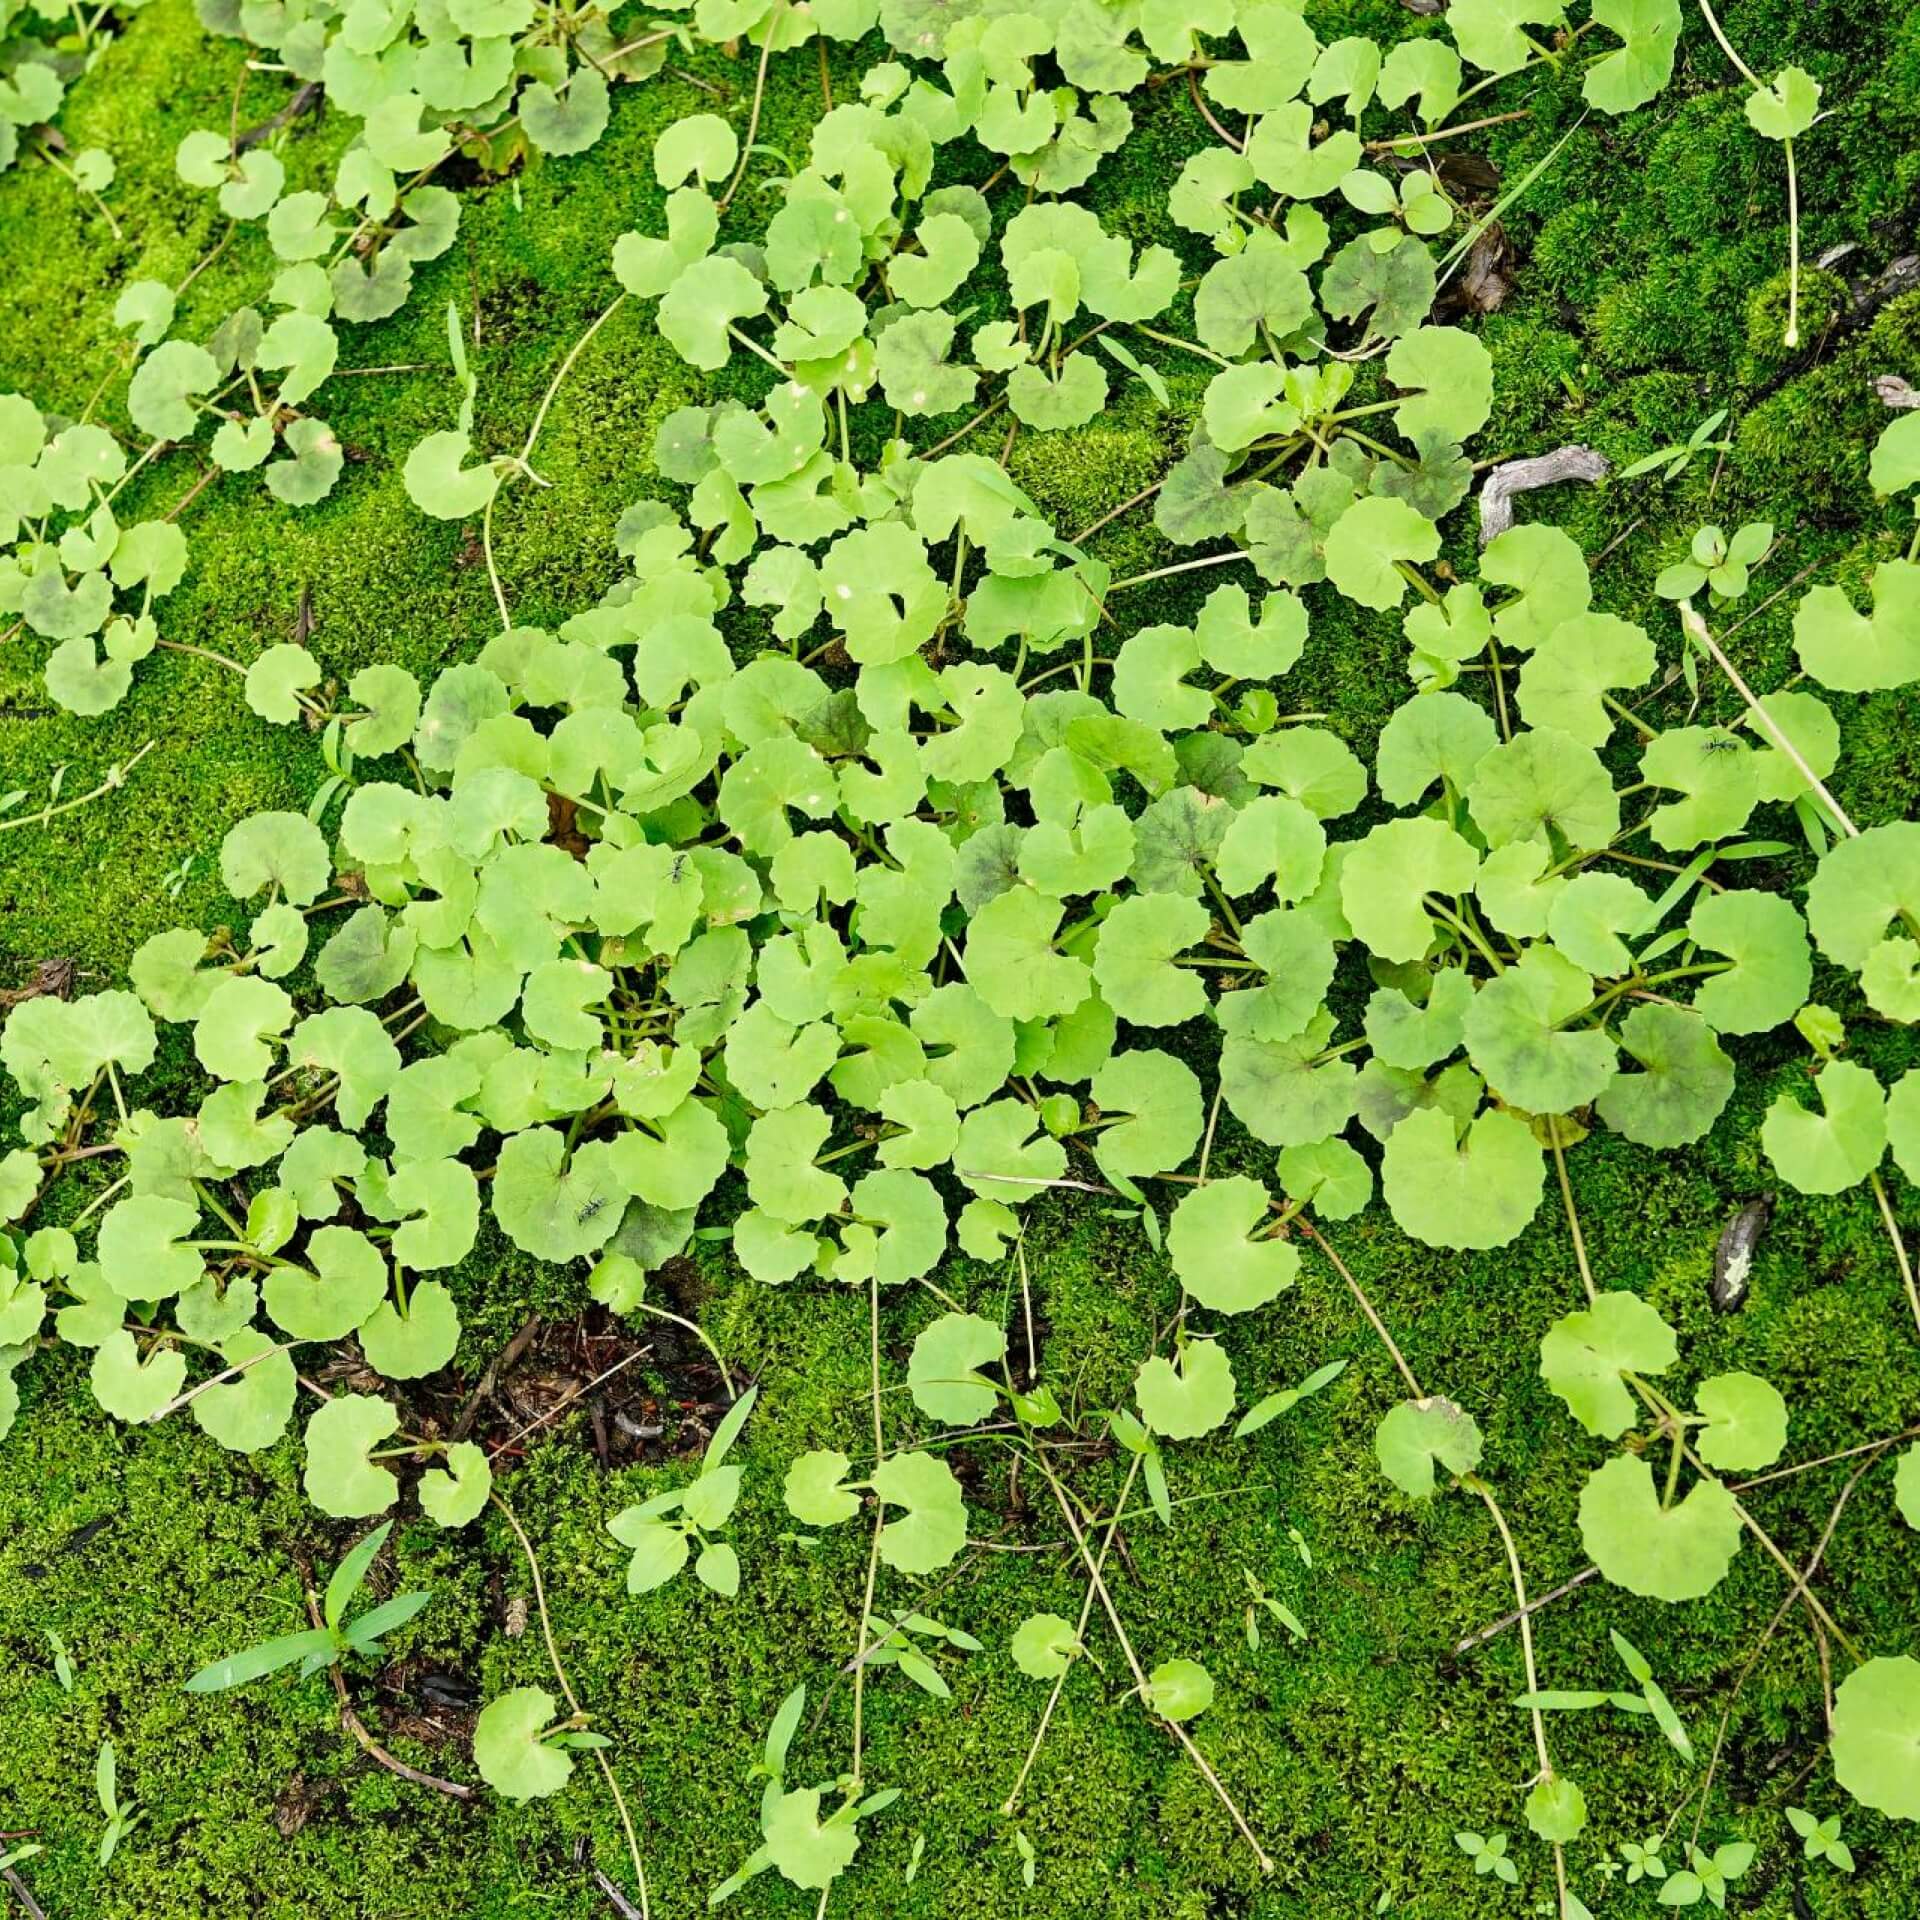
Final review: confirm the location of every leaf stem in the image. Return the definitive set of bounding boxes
[1107,550,1251,594]
[1034,1450,1274,1873]
[717,4,784,213]
[491,1492,651,1919]
[1545,1117,1597,1304]
[0,741,155,837]
[1002,1451,1143,1815]
[1868,1171,1920,1342]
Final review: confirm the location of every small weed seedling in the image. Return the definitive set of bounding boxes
[1786,1805,1854,1872]
[94,1741,139,1865]
[183,1520,429,1692]
[1454,1829,1518,1884]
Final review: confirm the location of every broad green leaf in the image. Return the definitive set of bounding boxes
[1091,893,1209,1026]
[1546,871,1649,976]
[1088,1050,1202,1181]
[1578,1455,1741,1602]
[419,1440,492,1528]
[872,1451,968,1573]
[1381,1107,1543,1250]
[1831,1657,1920,1821]
[1516,613,1655,747]
[1322,496,1440,611]
[190,1329,296,1453]
[784,1448,860,1526]
[1467,728,1619,852]
[1340,818,1479,963]
[1462,945,1617,1115]
[474,1687,573,1801]
[1694,1371,1788,1472]
[1582,0,1681,114]
[1760,1061,1886,1195]
[1374,692,1497,809]
[965,889,1091,1022]
[1385,326,1492,445]
[492,1128,627,1259]
[762,1786,860,1890]
[1870,412,1920,497]
[1275,1139,1373,1220]
[1745,65,1820,141]
[1135,1339,1236,1439]
[1167,1176,1298,1313]
[907,1311,1006,1423]
[1450,0,1568,76]
[1539,1291,1677,1439]
[1594,1004,1735,1148]
[1525,1775,1588,1845]
[1686,891,1810,1034]
[303,1394,400,1519]
[97,1194,201,1300]
[359,1280,460,1380]
[89,1330,187,1423]
[1143,1658,1215,1722]
[1793,562,1920,692]
[1375,1395,1483,1498]
[1011,1612,1080,1679]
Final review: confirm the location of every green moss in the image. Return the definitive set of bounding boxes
[3,1,1920,1916]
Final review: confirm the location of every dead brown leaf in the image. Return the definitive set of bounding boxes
[1436,151,1502,200]
[1438,220,1516,317]
[0,959,75,1008]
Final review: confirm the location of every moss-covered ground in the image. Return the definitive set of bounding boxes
[3,2,1920,1914]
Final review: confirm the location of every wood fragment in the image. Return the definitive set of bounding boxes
[593,1867,645,1920]
[3,1863,48,1920]
[1845,252,1919,326]
[1877,374,1920,411]
[450,1313,543,1439]
[299,1582,476,1801]
[0,959,75,1009]
[1477,444,1611,545]
[236,81,323,151]
[1711,1194,1774,1314]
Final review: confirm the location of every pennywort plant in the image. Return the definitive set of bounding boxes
[6,4,1920,1914]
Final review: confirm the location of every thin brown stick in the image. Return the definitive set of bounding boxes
[145,1338,301,1422]
[1678,1446,1887,1849]
[300,1583,475,1800]
[453,1313,542,1439]
[1454,1565,1602,1655]
[2,1864,48,1920]
[594,1866,645,1920]
[492,1494,651,1919]
[1040,1459,1274,1872]
[1734,1424,1920,1492]
[1070,476,1165,546]
[1187,67,1244,150]
[1368,108,1534,151]
[485,1346,650,1460]
[1003,1453,1142,1814]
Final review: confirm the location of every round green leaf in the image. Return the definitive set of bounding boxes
[474,1687,573,1801]
[1579,1454,1741,1602]
[1167,1176,1299,1313]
